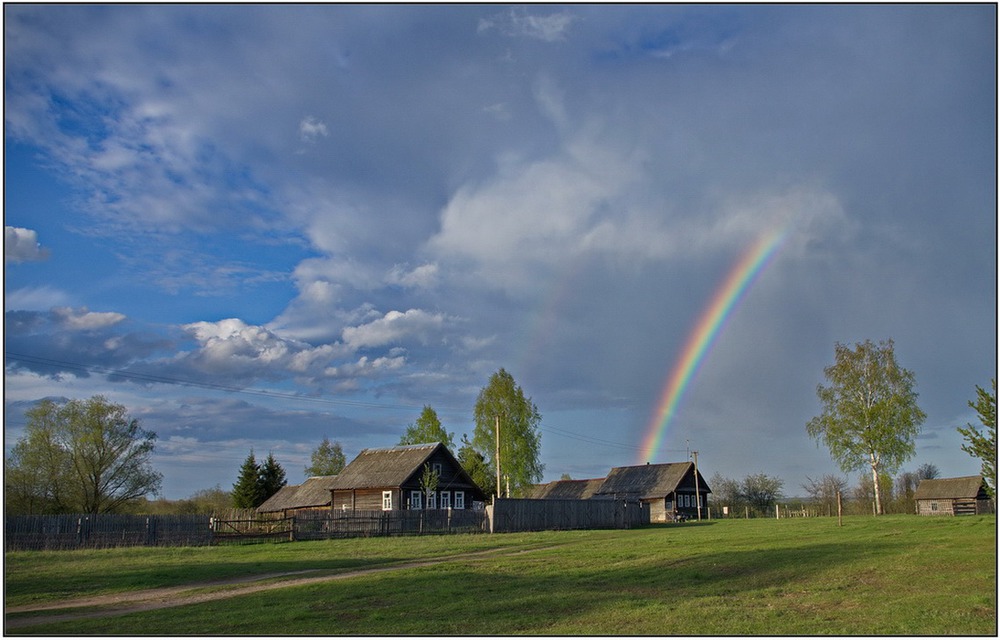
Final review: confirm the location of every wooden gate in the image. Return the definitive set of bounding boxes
[210,515,293,544]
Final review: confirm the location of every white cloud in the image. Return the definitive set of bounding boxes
[4,226,50,263]
[479,9,577,42]
[51,306,126,331]
[386,263,438,289]
[299,115,329,143]
[342,309,447,350]
[4,286,72,311]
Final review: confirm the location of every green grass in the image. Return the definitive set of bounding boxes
[5,515,996,635]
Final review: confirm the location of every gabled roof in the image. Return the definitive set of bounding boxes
[595,462,711,500]
[257,475,339,512]
[328,442,479,491]
[527,478,606,500]
[914,476,988,500]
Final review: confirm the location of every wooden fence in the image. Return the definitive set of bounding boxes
[5,509,488,551]
[486,498,649,533]
[5,514,214,551]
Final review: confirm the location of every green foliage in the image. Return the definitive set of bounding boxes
[398,405,454,449]
[957,379,996,499]
[304,437,346,477]
[457,433,495,498]
[419,463,440,505]
[807,339,926,514]
[231,450,264,509]
[4,396,162,514]
[739,473,783,510]
[471,368,543,497]
[259,452,287,501]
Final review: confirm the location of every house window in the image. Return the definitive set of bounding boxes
[682,495,689,508]
[930,502,938,512]
[440,491,451,509]
[454,491,465,510]
[432,462,442,476]
[665,499,673,511]
[427,491,437,509]
[382,491,393,511]
[411,491,423,510]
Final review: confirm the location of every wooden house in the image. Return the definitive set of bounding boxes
[914,475,994,516]
[328,443,486,512]
[257,475,338,515]
[526,478,607,500]
[593,462,711,522]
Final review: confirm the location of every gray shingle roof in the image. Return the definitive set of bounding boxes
[595,462,711,500]
[527,478,606,500]
[257,475,338,512]
[327,443,442,490]
[913,476,987,500]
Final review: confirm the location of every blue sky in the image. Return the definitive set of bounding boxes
[5,4,996,500]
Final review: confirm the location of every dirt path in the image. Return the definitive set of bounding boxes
[5,545,549,631]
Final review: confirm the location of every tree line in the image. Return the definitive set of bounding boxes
[5,341,995,516]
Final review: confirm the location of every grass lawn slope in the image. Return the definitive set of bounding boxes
[5,515,995,635]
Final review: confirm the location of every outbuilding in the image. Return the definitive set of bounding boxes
[914,476,994,516]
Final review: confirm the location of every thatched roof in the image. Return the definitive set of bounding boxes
[257,475,338,512]
[526,478,606,500]
[914,476,987,500]
[329,443,464,490]
[595,462,711,500]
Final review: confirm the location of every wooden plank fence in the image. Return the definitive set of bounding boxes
[486,498,649,533]
[6,500,651,550]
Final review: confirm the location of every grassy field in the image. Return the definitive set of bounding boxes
[5,515,996,635]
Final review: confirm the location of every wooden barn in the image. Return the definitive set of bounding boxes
[594,462,711,522]
[328,442,486,512]
[257,475,338,516]
[914,476,994,516]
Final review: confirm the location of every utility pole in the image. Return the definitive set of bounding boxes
[692,450,702,521]
[495,415,501,499]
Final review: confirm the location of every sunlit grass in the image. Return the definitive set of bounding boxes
[5,516,995,635]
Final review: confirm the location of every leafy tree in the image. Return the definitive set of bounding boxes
[259,452,287,502]
[957,380,996,499]
[739,473,783,510]
[399,405,454,449]
[560,473,573,481]
[806,339,926,515]
[5,396,162,514]
[420,463,440,508]
[304,437,346,477]
[472,368,544,497]
[457,433,496,499]
[232,450,264,509]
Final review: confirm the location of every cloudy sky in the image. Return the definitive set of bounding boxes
[5,4,996,500]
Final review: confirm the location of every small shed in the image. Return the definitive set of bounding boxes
[257,475,339,515]
[328,442,486,512]
[594,462,711,522]
[914,476,994,516]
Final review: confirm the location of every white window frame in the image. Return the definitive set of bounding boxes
[410,490,423,510]
[454,491,465,510]
[426,491,437,510]
[440,491,451,510]
[382,491,393,511]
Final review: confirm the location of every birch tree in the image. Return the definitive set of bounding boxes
[806,339,926,515]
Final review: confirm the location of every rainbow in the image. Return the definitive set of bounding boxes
[637,227,790,464]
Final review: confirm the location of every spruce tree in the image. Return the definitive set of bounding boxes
[232,450,264,509]
[259,452,287,502]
